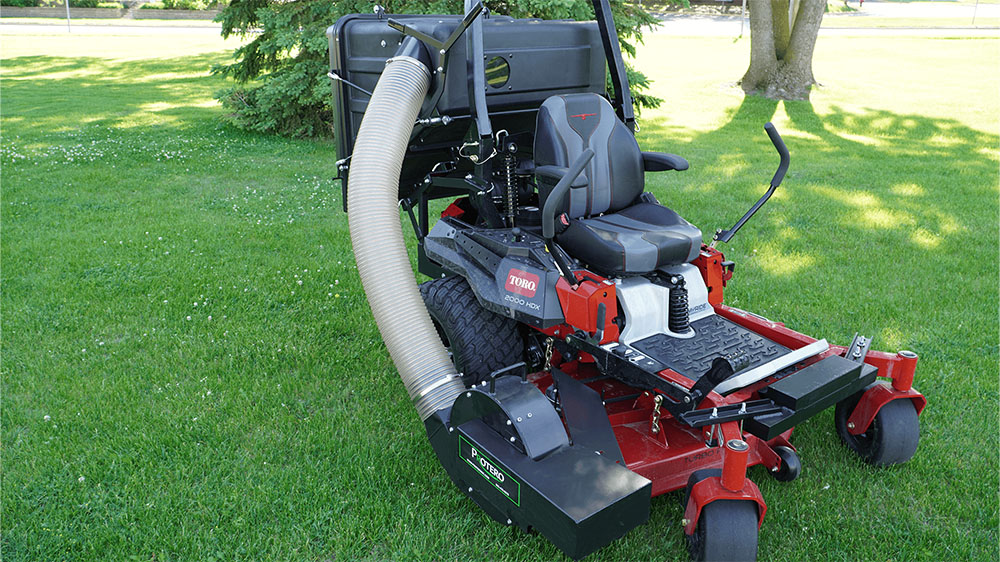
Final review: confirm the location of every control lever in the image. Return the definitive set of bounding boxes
[710,122,790,248]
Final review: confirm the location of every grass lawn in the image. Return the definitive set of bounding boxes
[3,26,998,562]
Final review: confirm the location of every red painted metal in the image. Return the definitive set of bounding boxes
[522,266,925,537]
[847,381,927,435]
[693,247,730,306]
[554,274,619,344]
[721,439,751,491]
[440,200,467,219]
[892,350,918,391]
[683,476,766,535]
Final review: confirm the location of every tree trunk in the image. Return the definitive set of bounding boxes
[741,0,825,100]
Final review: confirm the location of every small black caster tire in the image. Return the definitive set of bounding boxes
[770,445,801,482]
[687,499,759,562]
[835,387,920,467]
[683,470,758,562]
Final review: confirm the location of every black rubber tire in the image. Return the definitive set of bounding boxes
[682,469,721,511]
[835,387,920,467]
[688,500,759,562]
[420,276,524,387]
[683,469,758,562]
[771,445,801,482]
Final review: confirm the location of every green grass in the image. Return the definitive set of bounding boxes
[3,28,998,562]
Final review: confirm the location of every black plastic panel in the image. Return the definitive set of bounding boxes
[745,357,879,439]
[761,355,877,410]
[631,315,790,380]
[425,410,651,560]
[328,14,605,198]
[551,368,624,464]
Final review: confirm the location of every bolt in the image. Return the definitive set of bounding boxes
[847,422,855,429]
[516,417,522,422]
[465,392,471,398]
[448,427,454,433]
[681,519,690,526]
[683,396,691,403]
[509,436,516,442]
[506,419,512,426]
[468,487,473,493]
[506,519,512,525]
[439,49,446,55]
[526,413,532,418]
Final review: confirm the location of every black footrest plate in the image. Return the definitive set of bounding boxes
[632,315,789,381]
[746,355,879,439]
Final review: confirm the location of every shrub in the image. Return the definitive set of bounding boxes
[162,0,209,9]
[0,0,41,7]
[96,1,123,7]
[140,2,165,8]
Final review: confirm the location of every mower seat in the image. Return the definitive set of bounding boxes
[534,93,702,275]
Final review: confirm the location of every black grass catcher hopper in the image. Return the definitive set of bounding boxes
[327,2,926,559]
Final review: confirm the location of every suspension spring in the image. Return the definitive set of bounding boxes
[504,143,517,226]
[667,275,690,333]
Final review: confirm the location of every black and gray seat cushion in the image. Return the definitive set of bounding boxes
[534,93,702,276]
[559,203,702,275]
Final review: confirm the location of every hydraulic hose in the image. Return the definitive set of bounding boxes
[347,56,465,421]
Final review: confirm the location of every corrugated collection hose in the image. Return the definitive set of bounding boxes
[347,56,465,421]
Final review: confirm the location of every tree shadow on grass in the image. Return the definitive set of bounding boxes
[640,95,998,348]
[3,54,232,139]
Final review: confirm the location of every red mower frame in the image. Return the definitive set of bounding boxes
[521,244,926,540]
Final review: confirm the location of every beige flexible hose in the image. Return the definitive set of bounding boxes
[347,56,465,421]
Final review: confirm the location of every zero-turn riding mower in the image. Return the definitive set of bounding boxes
[327,3,926,559]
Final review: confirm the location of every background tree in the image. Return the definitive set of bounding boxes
[741,0,825,100]
[213,0,659,138]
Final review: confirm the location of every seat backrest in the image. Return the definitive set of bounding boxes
[534,93,644,219]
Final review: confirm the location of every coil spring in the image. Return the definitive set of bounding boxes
[668,276,690,333]
[504,149,517,225]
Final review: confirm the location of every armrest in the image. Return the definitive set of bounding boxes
[536,165,589,188]
[542,149,594,239]
[642,151,689,172]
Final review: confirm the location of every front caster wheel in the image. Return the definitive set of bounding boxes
[770,445,801,482]
[688,499,759,562]
[835,387,920,466]
[684,470,759,562]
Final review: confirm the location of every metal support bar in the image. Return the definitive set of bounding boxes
[713,339,830,395]
[593,0,635,131]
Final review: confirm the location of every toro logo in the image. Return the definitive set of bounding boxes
[505,269,539,298]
